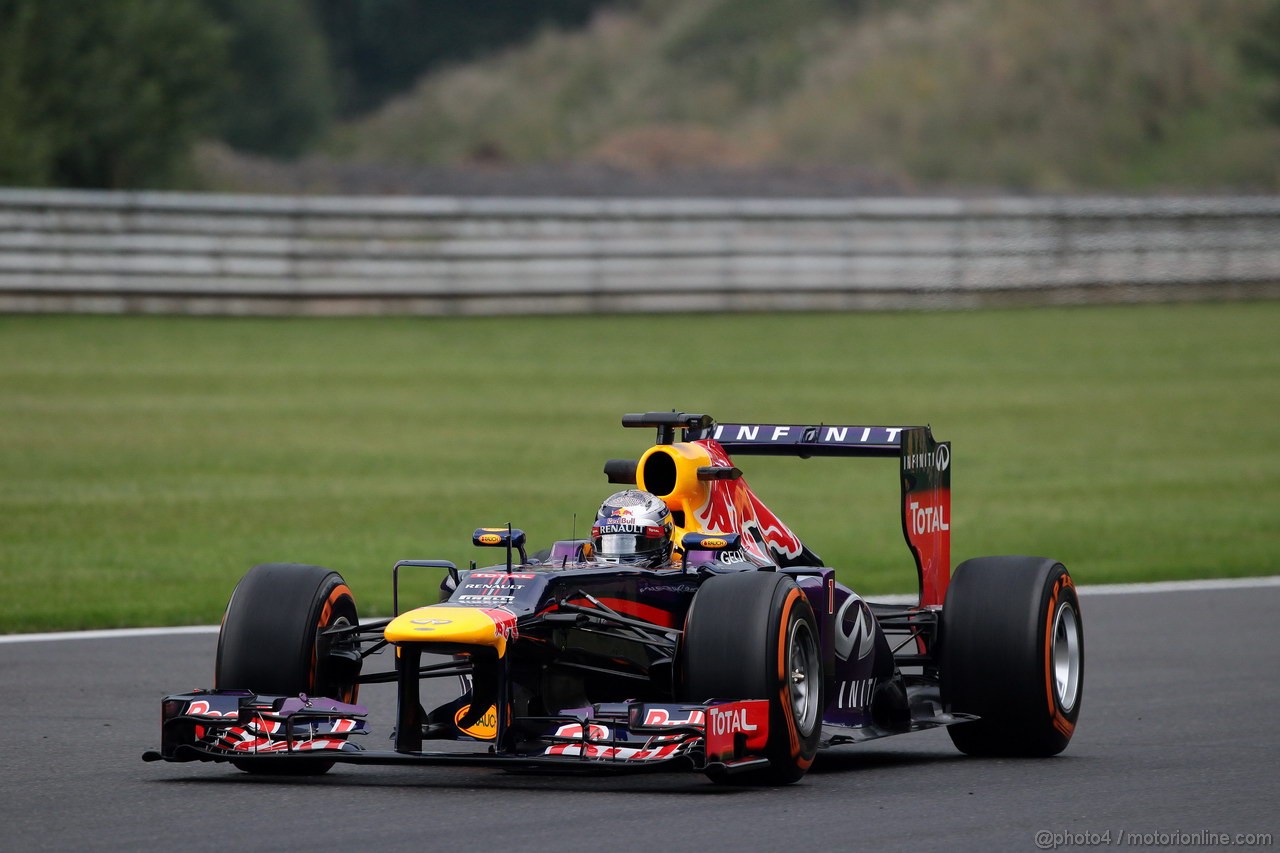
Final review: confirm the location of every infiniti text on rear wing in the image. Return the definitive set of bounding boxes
[685,423,908,458]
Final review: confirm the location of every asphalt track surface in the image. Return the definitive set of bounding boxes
[4,584,1278,853]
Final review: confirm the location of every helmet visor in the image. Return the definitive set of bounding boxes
[596,532,667,559]
[593,520,669,562]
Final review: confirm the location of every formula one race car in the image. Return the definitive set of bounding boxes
[144,412,1083,784]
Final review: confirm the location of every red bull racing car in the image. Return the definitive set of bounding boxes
[143,412,1084,784]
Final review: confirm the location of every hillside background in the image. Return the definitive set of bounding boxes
[4,0,1280,194]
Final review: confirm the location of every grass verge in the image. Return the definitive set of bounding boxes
[1,303,1277,632]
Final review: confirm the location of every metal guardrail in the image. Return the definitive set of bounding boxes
[1,188,1278,315]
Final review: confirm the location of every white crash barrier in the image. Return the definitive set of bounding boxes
[1,189,1277,314]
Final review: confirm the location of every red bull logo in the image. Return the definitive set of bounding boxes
[691,439,804,563]
[483,608,519,642]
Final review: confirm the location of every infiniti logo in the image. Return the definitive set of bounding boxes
[834,596,875,661]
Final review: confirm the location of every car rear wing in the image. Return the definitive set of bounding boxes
[685,422,910,458]
[625,413,951,607]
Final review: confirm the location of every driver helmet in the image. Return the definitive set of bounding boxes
[592,490,673,568]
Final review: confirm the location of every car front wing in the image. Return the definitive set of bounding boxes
[143,690,772,776]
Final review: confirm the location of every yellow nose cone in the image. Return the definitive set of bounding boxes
[384,605,518,656]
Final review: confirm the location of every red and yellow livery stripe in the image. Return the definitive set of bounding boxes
[384,605,518,657]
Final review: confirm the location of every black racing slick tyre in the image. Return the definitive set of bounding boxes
[215,563,360,775]
[681,571,823,785]
[939,556,1083,757]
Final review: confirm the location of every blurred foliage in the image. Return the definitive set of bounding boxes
[313,0,619,117]
[3,0,1279,190]
[327,0,1280,191]
[1240,0,1280,123]
[197,0,620,155]
[0,0,618,185]
[201,0,333,158]
[664,0,852,109]
[0,0,226,188]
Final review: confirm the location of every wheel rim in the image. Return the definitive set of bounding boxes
[787,619,821,734]
[1051,602,1081,712]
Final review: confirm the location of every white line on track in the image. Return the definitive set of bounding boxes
[869,575,1280,606]
[0,624,220,645]
[1074,576,1280,595]
[2,576,1277,645]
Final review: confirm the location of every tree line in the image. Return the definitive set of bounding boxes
[0,0,613,188]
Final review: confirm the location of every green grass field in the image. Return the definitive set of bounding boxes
[2,303,1277,632]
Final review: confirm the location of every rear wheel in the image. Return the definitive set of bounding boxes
[940,556,1083,757]
[681,571,823,785]
[215,563,360,774]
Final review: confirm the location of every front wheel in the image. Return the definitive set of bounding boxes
[215,563,360,774]
[940,556,1083,757]
[681,571,823,785]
